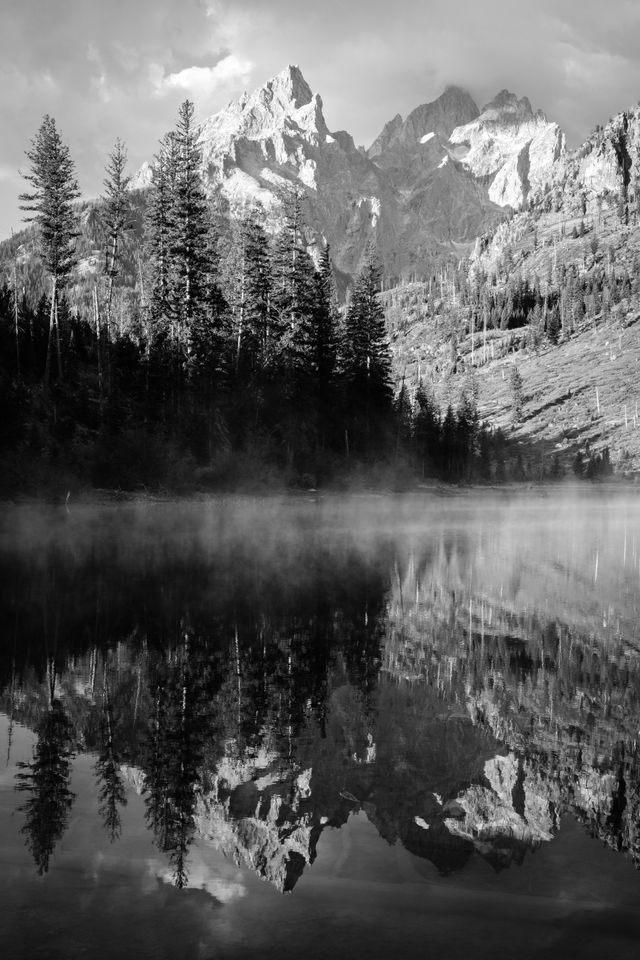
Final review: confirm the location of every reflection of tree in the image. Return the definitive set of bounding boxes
[15,698,75,875]
[143,632,208,888]
[94,674,127,842]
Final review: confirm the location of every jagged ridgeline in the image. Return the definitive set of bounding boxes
[1,66,639,489]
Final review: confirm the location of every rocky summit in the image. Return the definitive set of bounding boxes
[129,66,566,280]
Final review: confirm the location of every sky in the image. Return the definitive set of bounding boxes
[1,0,640,238]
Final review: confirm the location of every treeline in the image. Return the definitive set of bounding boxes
[400,249,638,352]
[0,102,525,492]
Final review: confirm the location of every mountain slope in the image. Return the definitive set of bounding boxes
[384,104,640,475]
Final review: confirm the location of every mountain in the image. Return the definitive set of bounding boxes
[166,64,390,279]
[126,67,566,279]
[2,65,567,290]
[448,90,565,208]
[384,103,640,474]
[367,85,564,214]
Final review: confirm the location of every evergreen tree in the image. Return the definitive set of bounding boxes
[94,678,127,842]
[547,304,561,344]
[101,138,133,332]
[19,116,80,386]
[271,190,316,384]
[15,699,76,874]
[510,364,524,422]
[143,637,208,888]
[240,214,275,376]
[413,384,441,477]
[343,257,393,454]
[393,378,413,459]
[146,133,178,344]
[170,100,211,363]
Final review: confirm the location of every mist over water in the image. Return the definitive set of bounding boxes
[2,492,640,959]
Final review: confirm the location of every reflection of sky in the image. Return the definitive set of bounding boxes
[4,721,640,958]
[0,713,253,957]
[5,498,640,958]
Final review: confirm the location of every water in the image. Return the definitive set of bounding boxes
[2,492,640,959]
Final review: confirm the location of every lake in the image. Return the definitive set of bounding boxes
[2,492,640,959]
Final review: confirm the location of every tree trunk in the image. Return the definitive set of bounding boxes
[54,292,63,382]
[93,284,104,418]
[13,260,20,383]
[44,275,57,390]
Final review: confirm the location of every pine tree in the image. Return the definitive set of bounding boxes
[101,139,133,332]
[510,364,524,421]
[146,133,178,343]
[20,116,80,387]
[547,305,561,345]
[271,189,316,384]
[16,700,76,874]
[94,678,127,842]
[413,384,441,477]
[143,638,207,888]
[343,257,393,454]
[170,100,211,363]
[241,213,274,375]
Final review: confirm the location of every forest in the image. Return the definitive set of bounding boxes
[0,102,525,495]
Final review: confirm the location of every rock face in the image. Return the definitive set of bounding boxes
[367,85,480,179]
[132,66,565,280]
[527,106,640,219]
[193,65,389,278]
[448,90,565,209]
[195,739,322,893]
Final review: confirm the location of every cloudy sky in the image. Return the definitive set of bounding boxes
[1,0,639,237]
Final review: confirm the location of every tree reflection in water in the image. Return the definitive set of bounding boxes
[3,500,640,889]
[15,662,76,875]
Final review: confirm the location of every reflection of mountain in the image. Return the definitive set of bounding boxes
[3,500,640,890]
[383,523,640,870]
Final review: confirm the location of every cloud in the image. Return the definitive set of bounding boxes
[147,853,247,902]
[152,54,253,98]
[2,0,640,238]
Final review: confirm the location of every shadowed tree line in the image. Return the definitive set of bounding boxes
[0,107,530,494]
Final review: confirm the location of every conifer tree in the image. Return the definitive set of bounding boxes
[241,214,274,375]
[413,383,441,477]
[16,699,76,874]
[146,133,178,342]
[95,677,127,842]
[510,364,524,421]
[20,116,80,387]
[101,138,133,333]
[343,256,393,453]
[170,100,211,361]
[271,189,316,384]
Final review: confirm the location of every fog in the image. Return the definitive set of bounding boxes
[2,488,640,657]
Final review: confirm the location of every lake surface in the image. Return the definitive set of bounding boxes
[2,492,640,959]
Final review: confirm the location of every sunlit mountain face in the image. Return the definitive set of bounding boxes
[2,495,640,957]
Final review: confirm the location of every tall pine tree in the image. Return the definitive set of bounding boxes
[20,116,80,387]
[343,257,393,456]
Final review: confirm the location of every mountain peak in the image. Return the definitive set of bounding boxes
[266,64,313,109]
[481,90,535,120]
